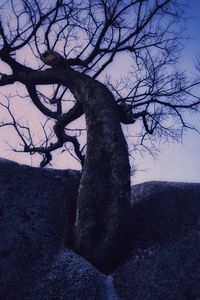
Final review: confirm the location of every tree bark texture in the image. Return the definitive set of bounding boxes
[64,69,131,273]
[75,79,131,274]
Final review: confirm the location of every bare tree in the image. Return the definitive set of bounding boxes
[0,0,200,273]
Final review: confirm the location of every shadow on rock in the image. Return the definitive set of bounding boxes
[131,181,200,248]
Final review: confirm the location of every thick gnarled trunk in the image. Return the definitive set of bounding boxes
[73,80,131,273]
[7,60,132,273]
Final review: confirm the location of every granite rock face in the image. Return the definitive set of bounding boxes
[0,159,200,299]
[131,181,200,247]
[113,181,200,299]
[0,158,82,299]
[28,247,108,300]
[113,230,200,300]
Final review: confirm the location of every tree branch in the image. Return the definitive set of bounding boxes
[0,74,17,86]
[26,84,59,119]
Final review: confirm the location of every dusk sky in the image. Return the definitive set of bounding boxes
[0,0,200,184]
[137,0,200,184]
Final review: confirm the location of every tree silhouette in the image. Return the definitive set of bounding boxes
[0,0,199,273]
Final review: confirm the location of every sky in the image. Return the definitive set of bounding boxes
[0,0,200,184]
[132,0,200,183]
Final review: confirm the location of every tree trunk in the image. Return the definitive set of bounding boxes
[69,73,131,274]
[23,64,132,274]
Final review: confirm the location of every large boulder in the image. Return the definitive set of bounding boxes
[130,181,200,246]
[113,181,200,299]
[0,159,118,300]
[0,159,200,299]
[0,158,81,299]
[26,247,108,300]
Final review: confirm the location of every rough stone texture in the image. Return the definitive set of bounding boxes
[113,230,200,299]
[113,181,200,299]
[0,160,200,299]
[28,247,108,300]
[0,158,82,299]
[130,181,200,247]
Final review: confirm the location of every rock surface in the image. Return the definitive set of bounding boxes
[0,159,81,299]
[113,181,200,299]
[0,159,200,299]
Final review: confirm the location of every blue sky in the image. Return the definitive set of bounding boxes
[0,0,200,184]
[134,0,200,183]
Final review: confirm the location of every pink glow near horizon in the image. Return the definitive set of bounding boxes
[0,0,200,184]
